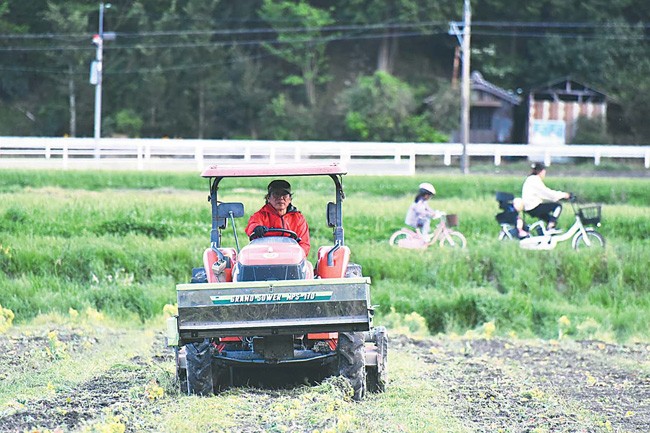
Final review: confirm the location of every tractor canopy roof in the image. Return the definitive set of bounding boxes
[203,163,347,248]
[201,163,346,179]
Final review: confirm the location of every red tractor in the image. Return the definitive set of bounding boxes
[166,163,387,400]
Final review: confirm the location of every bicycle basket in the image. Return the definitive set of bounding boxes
[446,214,459,227]
[578,205,601,225]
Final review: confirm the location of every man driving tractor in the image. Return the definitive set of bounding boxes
[245,179,311,257]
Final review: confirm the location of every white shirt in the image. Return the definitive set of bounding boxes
[521,175,566,211]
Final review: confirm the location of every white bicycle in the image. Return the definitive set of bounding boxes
[518,196,605,250]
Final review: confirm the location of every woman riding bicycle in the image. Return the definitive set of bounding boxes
[405,182,441,237]
[522,162,571,233]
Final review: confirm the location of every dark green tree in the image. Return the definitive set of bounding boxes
[41,1,95,137]
[106,0,227,138]
[339,71,447,142]
[216,47,273,139]
[335,0,458,74]
[259,0,334,106]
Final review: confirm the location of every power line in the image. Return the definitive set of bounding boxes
[1,19,647,41]
[0,20,447,40]
[0,18,647,74]
[0,28,448,53]
[472,20,650,29]
[2,27,646,54]
[471,30,650,40]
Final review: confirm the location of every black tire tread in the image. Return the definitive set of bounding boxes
[338,332,367,400]
[185,339,214,396]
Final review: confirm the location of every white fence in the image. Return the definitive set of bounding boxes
[0,136,648,175]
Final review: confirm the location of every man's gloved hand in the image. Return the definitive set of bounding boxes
[250,225,268,240]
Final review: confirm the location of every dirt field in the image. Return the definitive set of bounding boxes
[0,326,648,433]
[400,335,650,432]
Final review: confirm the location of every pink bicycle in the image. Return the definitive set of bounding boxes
[389,213,467,249]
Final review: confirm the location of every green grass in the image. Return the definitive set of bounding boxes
[1,169,649,341]
[152,350,468,433]
[0,168,648,204]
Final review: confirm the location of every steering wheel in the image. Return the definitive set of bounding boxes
[265,228,301,242]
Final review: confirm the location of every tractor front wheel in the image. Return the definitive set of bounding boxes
[185,339,214,396]
[338,332,367,401]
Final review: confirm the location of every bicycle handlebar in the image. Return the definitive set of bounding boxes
[560,193,576,203]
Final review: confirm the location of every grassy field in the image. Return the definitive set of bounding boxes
[1,168,649,433]
[0,169,649,342]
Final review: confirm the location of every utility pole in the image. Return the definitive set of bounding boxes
[91,3,114,154]
[460,0,471,174]
[449,1,472,174]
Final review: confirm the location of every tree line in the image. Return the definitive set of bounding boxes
[0,0,649,144]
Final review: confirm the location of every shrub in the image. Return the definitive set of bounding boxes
[114,109,144,138]
[340,72,447,142]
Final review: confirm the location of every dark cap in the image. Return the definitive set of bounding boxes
[267,179,291,195]
[530,162,546,174]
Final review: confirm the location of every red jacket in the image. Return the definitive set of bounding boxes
[245,203,311,256]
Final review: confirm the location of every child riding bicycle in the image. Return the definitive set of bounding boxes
[391,183,467,249]
[495,192,529,239]
[405,182,442,237]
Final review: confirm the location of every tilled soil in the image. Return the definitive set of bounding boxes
[2,366,151,430]
[0,328,157,433]
[397,335,650,432]
[1,329,648,433]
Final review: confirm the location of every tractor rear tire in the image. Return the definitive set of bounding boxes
[212,360,231,394]
[366,326,388,393]
[338,332,367,401]
[185,339,214,396]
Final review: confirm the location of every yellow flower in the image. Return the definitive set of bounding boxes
[144,381,165,401]
[82,416,126,433]
[483,321,496,339]
[0,304,15,333]
[46,331,68,360]
[0,244,11,258]
[558,315,571,339]
[558,315,571,327]
[163,304,178,318]
[585,372,597,386]
[84,307,105,322]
